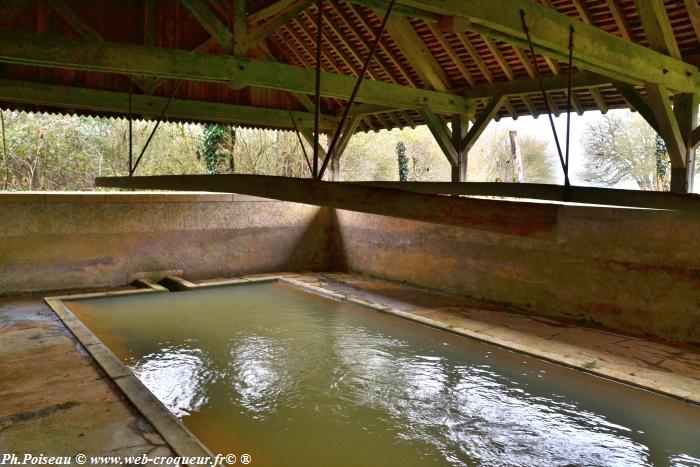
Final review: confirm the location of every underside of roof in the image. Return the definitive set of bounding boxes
[0,0,698,133]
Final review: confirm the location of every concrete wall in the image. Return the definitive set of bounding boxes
[0,193,334,293]
[334,205,700,344]
[3,192,698,343]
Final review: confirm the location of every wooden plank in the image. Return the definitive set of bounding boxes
[94,175,560,239]
[0,79,338,129]
[398,0,699,93]
[0,29,472,115]
[346,181,700,211]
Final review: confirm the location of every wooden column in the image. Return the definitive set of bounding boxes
[673,93,699,192]
[451,114,469,182]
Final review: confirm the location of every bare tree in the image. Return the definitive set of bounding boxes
[580,112,659,190]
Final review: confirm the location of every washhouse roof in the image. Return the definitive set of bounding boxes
[0,0,698,132]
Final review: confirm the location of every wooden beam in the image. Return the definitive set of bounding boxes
[605,0,633,41]
[346,181,700,211]
[179,0,235,52]
[684,0,700,44]
[645,84,686,168]
[615,83,661,134]
[300,129,328,158]
[347,0,439,22]
[328,115,361,181]
[462,95,506,153]
[0,0,33,20]
[47,0,101,40]
[0,29,472,115]
[246,0,313,49]
[674,93,699,191]
[95,175,560,239]
[451,114,468,182]
[248,0,298,23]
[401,0,699,93]
[419,109,458,166]
[0,79,338,130]
[634,0,681,59]
[691,126,700,150]
[47,0,155,93]
[385,17,449,91]
[458,34,519,118]
[234,0,248,55]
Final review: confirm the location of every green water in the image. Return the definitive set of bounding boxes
[67,282,700,467]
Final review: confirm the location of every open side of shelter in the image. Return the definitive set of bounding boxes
[0,0,698,193]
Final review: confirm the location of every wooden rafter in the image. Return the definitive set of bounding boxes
[385,16,449,91]
[605,0,633,41]
[457,34,519,118]
[246,0,314,50]
[0,29,472,115]
[398,0,698,93]
[634,0,681,59]
[179,0,235,52]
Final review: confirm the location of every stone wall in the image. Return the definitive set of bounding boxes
[0,193,334,293]
[334,205,700,343]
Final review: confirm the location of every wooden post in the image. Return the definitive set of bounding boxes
[673,93,699,193]
[451,114,468,182]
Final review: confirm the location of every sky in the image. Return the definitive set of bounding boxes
[483,108,639,189]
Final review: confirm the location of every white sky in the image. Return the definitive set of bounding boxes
[483,108,640,189]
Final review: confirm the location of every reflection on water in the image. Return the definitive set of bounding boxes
[131,343,215,418]
[68,283,700,467]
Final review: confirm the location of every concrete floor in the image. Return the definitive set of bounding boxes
[1,273,699,459]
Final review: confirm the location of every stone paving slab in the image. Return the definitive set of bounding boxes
[0,296,178,464]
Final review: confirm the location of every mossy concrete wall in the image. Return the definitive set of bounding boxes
[0,193,334,294]
[334,205,700,344]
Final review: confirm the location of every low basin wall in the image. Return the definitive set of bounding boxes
[334,204,700,344]
[0,192,334,293]
[3,191,698,343]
